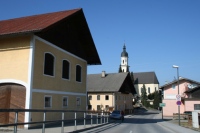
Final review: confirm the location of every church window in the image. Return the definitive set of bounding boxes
[148,87,150,93]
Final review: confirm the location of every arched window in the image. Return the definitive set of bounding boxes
[44,53,54,76]
[62,60,70,79]
[76,65,82,82]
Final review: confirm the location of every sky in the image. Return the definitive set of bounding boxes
[0,0,200,86]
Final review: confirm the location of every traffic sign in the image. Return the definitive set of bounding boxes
[176,94,181,101]
[159,103,166,107]
[176,101,181,106]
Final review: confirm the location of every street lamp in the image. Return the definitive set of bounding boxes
[172,65,180,126]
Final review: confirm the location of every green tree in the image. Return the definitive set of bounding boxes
[148,92,155,100]
[141,84,148,107]
[153,91,162,109]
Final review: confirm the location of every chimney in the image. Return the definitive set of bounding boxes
[102,71,106,78]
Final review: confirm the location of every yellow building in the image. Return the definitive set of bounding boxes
[87,71,136,114]
[0,8,101,128]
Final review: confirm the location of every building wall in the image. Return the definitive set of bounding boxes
[134,83,159,96]
[88,93,114,111]
[115,92,133,111]
[163,81,189,100]
[0,36,31,83]
[162,80,200,116]
[33,37,87,93]
[31,36,87,123]
[162,99,185,116]
[185,100,200,111]
[88,92,133,112]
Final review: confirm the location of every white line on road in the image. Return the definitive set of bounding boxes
[130,131,132,133]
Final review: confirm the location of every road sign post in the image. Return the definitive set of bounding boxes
[159,103,166,120]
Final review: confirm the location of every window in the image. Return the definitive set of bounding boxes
[44,53,54,76]
[97,95,100,100]
[76,65,82,82]
[105,105,109,111]
[172,84,176,89]
[76,97,81,106]
[62,60,70,79]
[115,96,117,100]
[194,104,200,110]
[44,96,52,108]
[155,87,157,92]
[89,95,92,100]
[105,95,109,100]
[148,87,150,93]
[97,105,101,110]
[62,97,68,107]
[88,105,92,110]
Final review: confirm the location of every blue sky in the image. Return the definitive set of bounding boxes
[1,1,200,85]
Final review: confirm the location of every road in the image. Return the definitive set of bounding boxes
[78,108,199,133]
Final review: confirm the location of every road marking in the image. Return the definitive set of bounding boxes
[130,131,132,133]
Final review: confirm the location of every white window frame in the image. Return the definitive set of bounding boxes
[62,96,68,108]
[97,95,100,100]
[76,97,81,106]
[43,52,55,77]
[44,95,52,108]
[76,64,82,82]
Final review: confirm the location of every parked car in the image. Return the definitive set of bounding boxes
[109,110,122,119]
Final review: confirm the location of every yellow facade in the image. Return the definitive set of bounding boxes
[88,92,133,112]
[33,38,87,93]
[30,36,87,123]
[0,36,31,83]
[0,35,87,127]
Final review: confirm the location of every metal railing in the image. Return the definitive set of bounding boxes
[0,109,110,133]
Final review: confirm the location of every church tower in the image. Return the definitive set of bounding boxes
[120,44,129,72]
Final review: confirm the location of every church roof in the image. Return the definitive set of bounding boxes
[133,72,159,84]
[121,44,128,57]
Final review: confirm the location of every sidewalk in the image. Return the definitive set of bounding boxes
[155,112,200,133]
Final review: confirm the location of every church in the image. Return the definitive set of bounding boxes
[119,44,160,98]
[86,44,159,112]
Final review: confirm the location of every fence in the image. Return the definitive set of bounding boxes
[0,109,110,133]
[173,113,188,120]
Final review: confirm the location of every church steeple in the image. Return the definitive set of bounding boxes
[121,44,128,57]
[120,44,129,72]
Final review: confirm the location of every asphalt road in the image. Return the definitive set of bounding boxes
[78,108,198,133]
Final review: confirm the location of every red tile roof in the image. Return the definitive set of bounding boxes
[0,8,81,36]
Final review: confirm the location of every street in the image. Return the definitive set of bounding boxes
[78,108,199,133]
